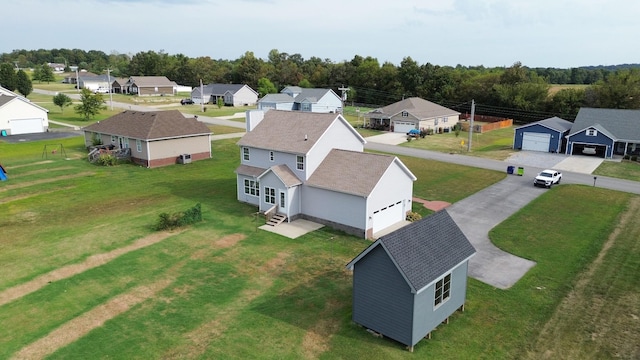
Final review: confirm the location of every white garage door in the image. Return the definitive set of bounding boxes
[372,201,403,233]
[522,132,551,152]
[10,118,44,135]
[394,121,415,133]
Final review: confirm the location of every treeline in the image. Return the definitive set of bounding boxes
[2,48,640,122]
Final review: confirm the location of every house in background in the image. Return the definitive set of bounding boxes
[124,76,177,96]
[110,77,130,94]
[78,74,111,93]
[513,116,573,153]
[191,84,258,106]
[236,110,416,238]
[82,110,211,168]
[257,86,342,113]
[366,97,460,133]
[47,63,66,72]
[566,107,640,158]
[63,70,96,84]
[346,210,476,352]
[0,86,49,135]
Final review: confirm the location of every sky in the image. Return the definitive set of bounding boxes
[2,0,638,68]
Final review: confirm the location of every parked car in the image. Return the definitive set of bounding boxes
[582,146,597,155]
[406,129,420,137]
[534,169,562,188]
[181,98,194,105]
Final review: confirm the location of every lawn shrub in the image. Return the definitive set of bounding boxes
[406,211,422,222]
[96,153,117,166]
[155,203,202,230]
[631,155,638,162]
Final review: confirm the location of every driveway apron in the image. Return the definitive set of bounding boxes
[446,175,543,289]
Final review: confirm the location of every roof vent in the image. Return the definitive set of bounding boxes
[304,134,308,141]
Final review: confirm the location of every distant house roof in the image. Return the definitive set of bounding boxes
[79,74,111,82]
[516,116,573,133]
[306,149,415,197]
[259,88,339,104]
[259,93,295,103]
[237,110,365,154]
[569,107,640,141]
[127,76,177,87]
[347,210,476,293]
[199,83,257,96]
[82,110,210,140]
[367,97,460,120]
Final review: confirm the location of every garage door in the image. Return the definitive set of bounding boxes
[394,121,415,133]
[522,132,550,152]
[372,201,403,233]
[10,118,44,135]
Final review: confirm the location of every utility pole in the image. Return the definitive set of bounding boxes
[107,68,113,110]
[467,99,475,152]
[338,85,349,114]
[75,67,79,92]
[200,79,204,113]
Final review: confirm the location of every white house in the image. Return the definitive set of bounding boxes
[236,110,416,238]
[0,87,49,135]
[191,84,258,106]
[257,87,343,113]
[78,74,111,93]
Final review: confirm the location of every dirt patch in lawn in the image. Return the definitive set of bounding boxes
[214,233,246,248]
[302,298,342,359]
[0,231,180,307]
[12,278,172,360]
[526,197,640,359]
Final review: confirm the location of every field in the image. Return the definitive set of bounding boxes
[1,134,638,359]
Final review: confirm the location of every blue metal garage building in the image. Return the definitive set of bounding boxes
[513,117,573,153]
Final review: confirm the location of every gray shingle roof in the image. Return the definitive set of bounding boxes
[517,116,573,132]
[367,97,459,119]
[293,88,336,103]
[235,164,266,177]
[258,93,294,103]
[347,210,476,293]
[571,108,640,141]
[0,94,15,107]
[237,110,363,154]
[82,110,210,140]
[128,76,176,87]
[306,149,403,197]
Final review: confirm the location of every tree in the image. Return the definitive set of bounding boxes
[257,77,277,97]
[40,63,56,83]
[53,93,73,113]
[590,69,640,109]
[31,64,42,82]
[0,63,17,90]
[16,69,32,97]
[74,88,106,120]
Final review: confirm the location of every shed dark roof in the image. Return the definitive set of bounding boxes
[347,210,476,293]
[82,110,211,140]
[570,108,640,141]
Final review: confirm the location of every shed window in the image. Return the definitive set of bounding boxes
[434,273,451,307]
[586,129,598,136]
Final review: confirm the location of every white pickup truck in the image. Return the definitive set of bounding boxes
[534,169,562,188]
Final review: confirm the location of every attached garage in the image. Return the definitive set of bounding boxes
[372,201,404,233]
[393,121,415,133]
[10,118,45,135]
[522,132,550,151]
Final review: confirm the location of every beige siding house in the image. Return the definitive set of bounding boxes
[125,76,177,96]
[366,97,460,133]
[83,110,211,168]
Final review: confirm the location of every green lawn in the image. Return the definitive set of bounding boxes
[0,134,638,359]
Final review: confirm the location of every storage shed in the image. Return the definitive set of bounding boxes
[345,210,476,351]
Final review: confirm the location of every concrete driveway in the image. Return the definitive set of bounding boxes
[505,151,604,174]
[365,132,408,145]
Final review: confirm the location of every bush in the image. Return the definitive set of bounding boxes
[623,154,630,160]
[91,133,103,146]
[155,203,202,230]
[406,211,422,222]
[96,153,117,166]
[631,155,638,162]
[420,129,427,138]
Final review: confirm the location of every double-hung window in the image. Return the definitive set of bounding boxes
[243,147,250,161]
[586,129,598,136]
[296,155,304,171]
[244,179,259,196]
[264,187,276,204]
[434,273,451,308]
[136,139,142,152]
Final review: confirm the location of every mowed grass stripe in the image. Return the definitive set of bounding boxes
[0,231,179,307]
[0,172,95,192]
[12,278,173,360]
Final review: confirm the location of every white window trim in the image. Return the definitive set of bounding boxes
[136,139,142,152]
[243,147,250,161]
[244,179,259,197]
[434,273,451,308]
[269,151,274,162]
[586,129,598,136]
[296,155,304,171]
[264,186,276,204]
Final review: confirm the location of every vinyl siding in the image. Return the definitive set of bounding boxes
[352,245,414,346]
[302,186,366,229]
[514,124,563,152]
[567,129,615,157]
